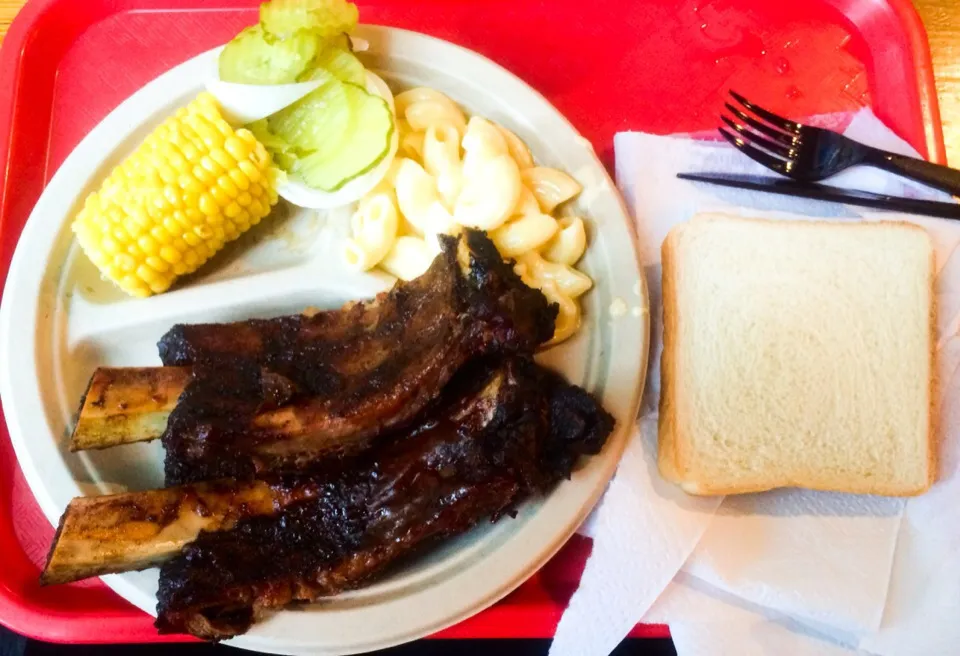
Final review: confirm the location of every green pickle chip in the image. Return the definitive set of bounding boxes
[226,0,393,193]
[260,0,359,39]
[218,25,321,85]
[304,46,365,86]
[268,72,355,157]
[291,83,394,191]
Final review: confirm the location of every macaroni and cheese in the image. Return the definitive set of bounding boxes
[343,87,593,344]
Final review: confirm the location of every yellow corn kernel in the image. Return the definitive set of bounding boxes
[229,168,250,191]
[179,174,203,194]
[115,253,137,273]
[217,175,240,199]
[194,117,224,149]
[146,256,170,274]
[237,160,262,184]
[248,199,265,218]
[194,242,212,261]
[167,150,187,171]
[162,217,182,237]
[160,246,182,264]
[204,194,224,217]
[150,225,171,243]
[215,119,234,138]
[170,210,190,228]
[101,236,120,255]
[224,202,242,219]
[137,235,159,256]
[210,150,234,172]
[199,155,222,177]
[163,185,183,209]
[193,164,215,186]
[210,186,232,208]
[156,163,178,185]
[180,142,201,163]
[71,92,279,297]
[224,136,251,161]
[136,264,161,285]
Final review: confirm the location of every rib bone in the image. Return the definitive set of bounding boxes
[71,367,188,451]
[41,478,322,585]
[70,367,298,451]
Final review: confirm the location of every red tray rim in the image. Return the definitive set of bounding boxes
[0,0,946,644]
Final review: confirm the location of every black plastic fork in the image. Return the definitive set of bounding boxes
[719,90,960,195]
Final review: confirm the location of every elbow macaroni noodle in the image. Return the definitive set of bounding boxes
[344,87,594,344]
[521,166,583,214]
[343,191,399,271]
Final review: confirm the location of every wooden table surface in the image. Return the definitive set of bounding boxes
[0,0,959,161]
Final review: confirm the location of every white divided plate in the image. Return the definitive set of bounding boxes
[0,26,648,655]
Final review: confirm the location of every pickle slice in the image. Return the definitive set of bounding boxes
[267,71,355,160]
[260,0,359,39]
[248,119,299,170]
[303,46,365,85]
[292,83,394,191]
[219,25,321,85]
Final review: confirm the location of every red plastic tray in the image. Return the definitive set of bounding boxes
[0,0,944,645]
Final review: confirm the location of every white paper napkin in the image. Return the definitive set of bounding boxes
[645,574,867,656]
[859,335,960,655]
[550,109,960,656]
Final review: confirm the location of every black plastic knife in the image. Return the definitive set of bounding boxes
[677,172,960,220]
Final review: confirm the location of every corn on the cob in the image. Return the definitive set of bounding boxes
[73,92,280,297]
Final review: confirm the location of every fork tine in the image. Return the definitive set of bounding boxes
[724,103,796,146]
[720,116,793,159]
[729,91,802,134]
[718,127,791,175]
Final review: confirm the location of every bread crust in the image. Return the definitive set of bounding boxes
[657,215,937,497]
[680,477,930,497]
[924,233,938,495]
[657,224,682,483]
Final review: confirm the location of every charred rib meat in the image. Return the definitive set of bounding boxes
[154,359,613,640]
[43,230,615,643]
[69,231,558,484]
[45,356,525,587]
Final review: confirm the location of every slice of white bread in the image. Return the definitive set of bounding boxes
[658,214,936,496]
